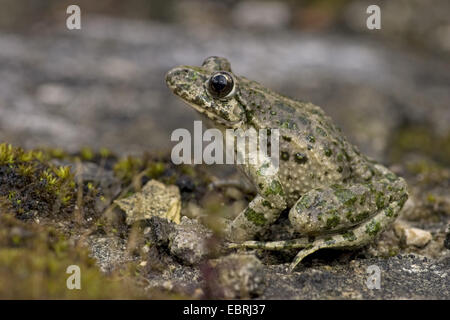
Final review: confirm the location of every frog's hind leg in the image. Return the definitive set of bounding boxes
[288,196,407,272]
[226,237,311,251]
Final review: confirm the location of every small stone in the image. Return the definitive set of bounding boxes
[395,222,432,248]
[169,216,213,265]
[405,228,432,248]
[209,254,265,299]
[115,180,181,225]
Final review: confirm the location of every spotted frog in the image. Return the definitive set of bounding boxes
[166,57,408,271]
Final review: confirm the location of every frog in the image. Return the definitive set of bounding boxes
[165,56,408,271]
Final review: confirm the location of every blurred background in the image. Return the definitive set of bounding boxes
[0,0,449,166]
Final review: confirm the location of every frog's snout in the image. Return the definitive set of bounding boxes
[165,67,188,89]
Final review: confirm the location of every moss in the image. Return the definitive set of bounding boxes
[113,156,144,182]
[0,143,92,221]
[390,126,450,166]
[316,127,327,137]
[80,147,94,161]
[146,162,166,179]
[0,213,150,299]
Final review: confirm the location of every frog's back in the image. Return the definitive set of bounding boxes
[238,79,373,206]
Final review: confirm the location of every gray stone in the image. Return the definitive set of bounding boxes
[209,253,265,299]
[169,216,213,266]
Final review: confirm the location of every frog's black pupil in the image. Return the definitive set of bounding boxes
[208,72,233,98]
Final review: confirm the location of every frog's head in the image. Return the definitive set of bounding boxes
[165,56,245,128]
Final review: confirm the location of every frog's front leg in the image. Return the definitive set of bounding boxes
[226,163,287,242]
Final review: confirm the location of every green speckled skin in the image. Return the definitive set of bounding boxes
[166,57,408,271]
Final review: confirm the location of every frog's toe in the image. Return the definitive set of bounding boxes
[288,246,322,272]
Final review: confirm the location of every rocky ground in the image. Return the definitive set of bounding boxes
[0,13,449,299]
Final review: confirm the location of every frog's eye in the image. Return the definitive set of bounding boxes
[207,71,235,99]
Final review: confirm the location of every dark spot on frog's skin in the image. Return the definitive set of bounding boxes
[264,180,284,196]
[287,175,292,180]
[294,153,308,164]
[333,186,357,206]
[376,192,386,210]
[280,120,298,130]
[262,200,272,208]
[366,220,381,236]
[281,151,290,161]
[275,101,295,113]
[292,190,301,198]
[297,115,310,126]
[326,215,340,229]
[337,166,343,173]
[244,208,267,227]
[297,195,313,211]
[385,172,397,182]
[245,109,255,123]
[282,136,292,142]
[342,231,357,241]
[174,84,191,95]
[316,127,327,137]
[385,206,394,217]
[351,211,370,223]
[306,135,315,144]
[219,109,231,121]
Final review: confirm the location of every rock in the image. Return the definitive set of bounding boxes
[169,216,213,265]
[209,254,265,299]
[232,1,291,30]
[115,180,181,225]
[394,222,432,248]
[404,228,432,248]
[143,216,176,247]
[445,224,450,250]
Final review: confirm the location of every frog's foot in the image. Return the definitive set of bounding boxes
[226,238,311,250]
[227,195,407,272]
[288,196,406,272]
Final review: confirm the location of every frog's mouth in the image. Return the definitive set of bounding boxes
[183,99,242,129]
